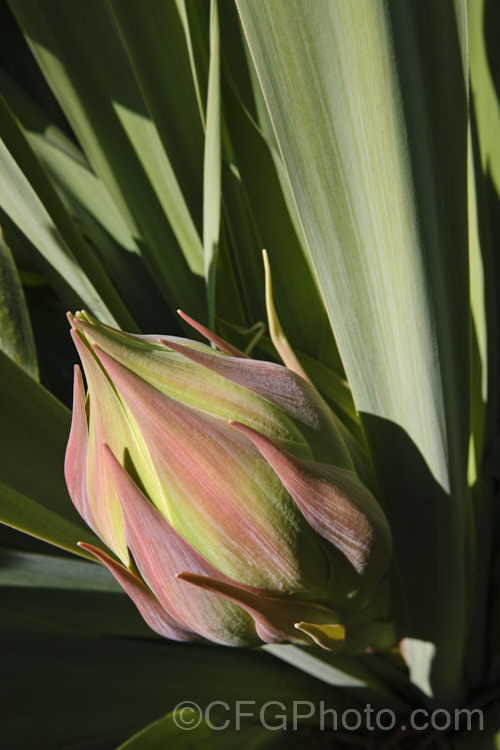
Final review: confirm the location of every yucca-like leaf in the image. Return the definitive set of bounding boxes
[237,0,471,703]
[0,350,99,555]
[0,94,133,329]
[0,232,37,378]
[0,69,171,332]
[7,0,206,320]
[118,712,292,750]
[466,0,500,691]
[221,76,340,368]
[203,0,221,326]
[1,630,341,750]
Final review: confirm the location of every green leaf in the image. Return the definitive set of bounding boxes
[0,69,173,331]
[0,232,37,378]
[469,0,500,201]
[0,547,156,638]
[0,94,133,328]
[0,349,99,555]
[219,162,266,326]
[237,0,471,704]
[176,0,207,128]
[0,547,118,590]
[0,481,97,558]
[106,0,205,230]
[203,0,221,327]
[264,644,410,713]
[1,632,347,749]
[0,68,139,259]
[468,0,500,691]
[8,0,206,320]
[221,76,340,368]
[118,712,290,750]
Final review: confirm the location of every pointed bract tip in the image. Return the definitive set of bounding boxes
[77,542,107,560]
[71,310,93,327]
[294,621,346,651]
[68,311,90,332]
[176,311,248,358]
[156,338,191,356]
[78,541,108,557]
[71,364,85,404]
[69,327,86,347]
[77,541,100,555]
[102,442,116,462]
[102,443,124,478]
[157,338,184,353]
[229,421,260,442]
[228,419,259,438]
[90,343,114,369]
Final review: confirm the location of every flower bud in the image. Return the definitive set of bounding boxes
[65,311,392,650]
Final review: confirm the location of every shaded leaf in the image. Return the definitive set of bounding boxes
[0,231,37,378]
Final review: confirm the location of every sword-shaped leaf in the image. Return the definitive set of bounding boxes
[237,0,471,703]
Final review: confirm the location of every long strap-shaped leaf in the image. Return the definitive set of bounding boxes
[0,70,171,332]
[0,234,37,379]
[468,0,500,690]
[1,632,348,748]
[0,350,99,556]
[8,0,205,321]
[203,0,221,327]
[237,0,470,704]
[0,95,133,329]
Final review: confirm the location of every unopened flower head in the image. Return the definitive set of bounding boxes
[65,311,392,650]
